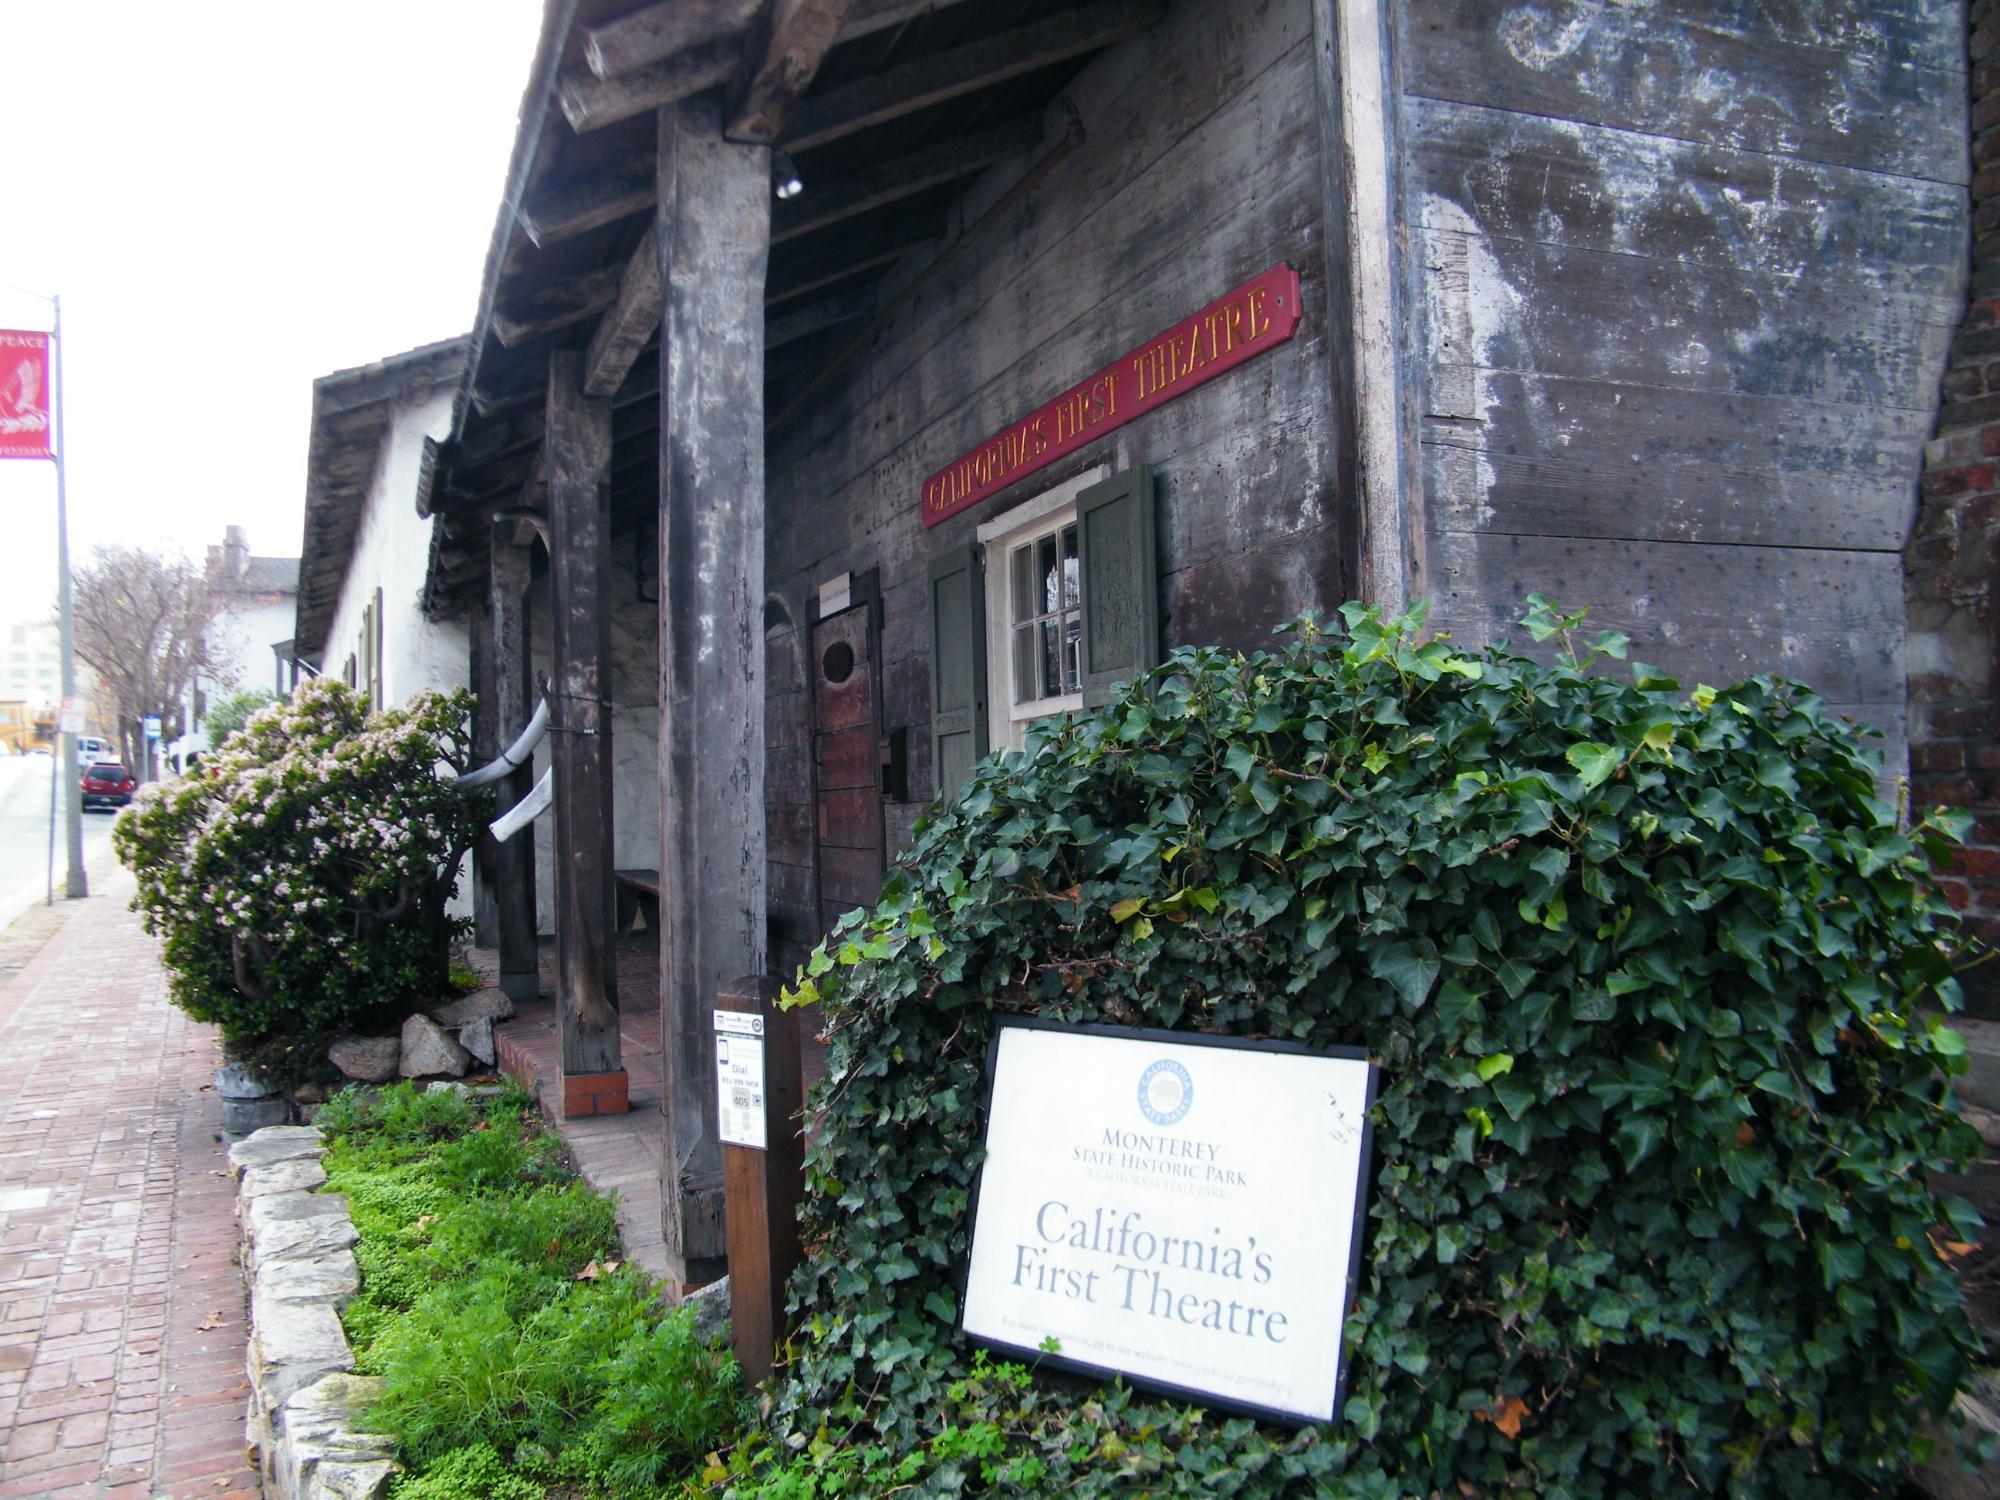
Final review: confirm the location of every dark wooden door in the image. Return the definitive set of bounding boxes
[811,599,884,934]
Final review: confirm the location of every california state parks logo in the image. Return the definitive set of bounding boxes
[1137,1058,1193,1126]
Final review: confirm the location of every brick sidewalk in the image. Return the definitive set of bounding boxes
[0,871,258,1499]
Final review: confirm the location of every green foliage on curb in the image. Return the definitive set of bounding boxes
[744,602,1980,1498]
[317,1081,741,1499]
[114,677,488,1043]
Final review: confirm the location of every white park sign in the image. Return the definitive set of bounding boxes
[960,1019,1377,1425]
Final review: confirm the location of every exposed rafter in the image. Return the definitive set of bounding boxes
[491,264,624,347]
[765,286,872,348]
[835,0,981,44]
[727,0,856,144]
[767,216,938,305]
[780,0,1163,151]
[517,156,655,247]
[772,114,1038,242]
[560,39,741,133]
[584,225,661,397]
[582,0,763,81]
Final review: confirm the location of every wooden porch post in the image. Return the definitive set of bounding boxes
[469,599,501,949]
[489,532,541,1004]
[656,93,770,1284]
[548,350,627,1117]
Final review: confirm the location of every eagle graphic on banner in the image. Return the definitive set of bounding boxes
[0,331,52,460]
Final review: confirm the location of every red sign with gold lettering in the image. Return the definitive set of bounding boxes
[921,263,1302,527]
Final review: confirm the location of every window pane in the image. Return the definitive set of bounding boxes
[1061,523,1080,608]
[1062,613,1081,692]
[1039,534,1059,616]
[1041,617,1060,701]
[1011,544,1035,626]
[1013,625,1036,705]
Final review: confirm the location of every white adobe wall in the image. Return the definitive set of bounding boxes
[319,385,473,920]
[321,387,469,709]
[208,597,295,696]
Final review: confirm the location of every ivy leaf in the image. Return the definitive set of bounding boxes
[1566,742,1621,790]
[1370,939,1441,1009]
[1109,898,1145,924]
[1476,1053,1515,1082]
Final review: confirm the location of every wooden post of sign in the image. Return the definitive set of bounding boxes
[490,532,541,1004]
[548,351,626,1117]
[656,92,770,1282]
[715,976,803,1386]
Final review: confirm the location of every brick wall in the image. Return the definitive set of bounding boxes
[1909,13,2000,1013]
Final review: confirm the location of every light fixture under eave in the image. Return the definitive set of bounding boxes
[773,149,803,200]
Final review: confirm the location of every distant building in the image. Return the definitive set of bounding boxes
[0,618,106,734]
[168,527,300,764]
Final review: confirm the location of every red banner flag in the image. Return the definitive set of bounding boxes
[0,330,52,460]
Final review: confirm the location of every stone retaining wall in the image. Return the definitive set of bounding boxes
[229,1124,402,1500]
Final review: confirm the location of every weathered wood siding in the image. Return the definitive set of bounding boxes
[764,0,1343,975]
[1402,0,1969,759]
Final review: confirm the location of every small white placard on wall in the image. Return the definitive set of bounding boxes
[714,1009,768,1149]
[961,1020,1377,1425]
[818,571,852,617]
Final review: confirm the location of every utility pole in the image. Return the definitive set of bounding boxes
[52,295,84,899]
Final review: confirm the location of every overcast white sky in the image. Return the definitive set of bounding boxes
[0,1,545,625]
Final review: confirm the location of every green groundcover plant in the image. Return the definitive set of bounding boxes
[317,1080,741,1498]
[734,601,1982,1499]
[114,676,487,1043]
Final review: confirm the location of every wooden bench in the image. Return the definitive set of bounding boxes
[614,868,661,936]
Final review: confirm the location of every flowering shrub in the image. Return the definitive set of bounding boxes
[114,677,488,1043]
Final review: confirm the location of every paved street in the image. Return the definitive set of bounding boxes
[0,757,120,930]
[0,866,257,1499]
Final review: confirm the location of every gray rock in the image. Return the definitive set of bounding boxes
[399,1014,470,1079]
[683,1275,731,1346]
[247,1193,358,1273]
[223,1096,293,1135]
[1913,1371,2000,1498]
[229,1126,324,1180]
[273,1372,398,1498]
[328,1036,399,1083]
[248,1290,352,1406]
[218,1061,281,1099]
[457,1015,496,1066]
[311,1458,401,1500]
[261,1250,360,1309]
[241,1156,328,1200]
[428,987,514,1028]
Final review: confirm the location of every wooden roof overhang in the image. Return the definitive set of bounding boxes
[295,337,467,663]
[420,0,1165,621]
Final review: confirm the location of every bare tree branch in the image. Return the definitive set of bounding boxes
[70,546,222,772]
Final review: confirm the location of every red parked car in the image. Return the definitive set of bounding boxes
[81,761,136,811]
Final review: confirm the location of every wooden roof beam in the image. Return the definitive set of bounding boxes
[491,264,625,347]
[836,0,980,45]
[765,285,871,348]
[767,216,939,305]
[517,156,655,248]
[772,114,1038,243]
[584,224,661,397]
[728,0,857,143]
[560,39,741,133]
[583,0,763,80]
[780,0,1163,151]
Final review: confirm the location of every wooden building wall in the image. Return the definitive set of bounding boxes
[1402,0,1969,757]
[763,0,1345,977]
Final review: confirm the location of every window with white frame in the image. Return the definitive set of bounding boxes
[976,467,1105,751]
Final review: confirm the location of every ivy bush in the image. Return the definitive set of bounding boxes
[745,602,1981,1498]
[114,677,487,1043]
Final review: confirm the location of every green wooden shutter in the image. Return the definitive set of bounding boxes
[1078,466,1159,709]
[928,543,988,803]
